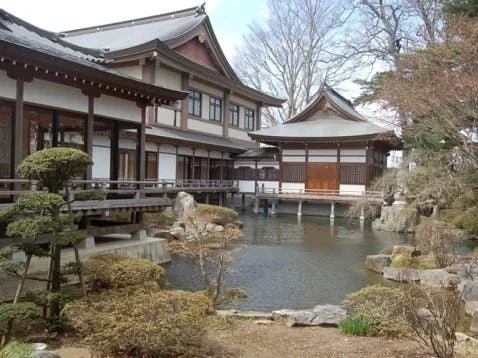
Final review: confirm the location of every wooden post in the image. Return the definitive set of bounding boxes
[138,105,146,193]
[13,77,24,192]
[86,96,94,182]
[360,206,365,222]
[330,201,335,221]
[297,200,302,216]
[223,89,230,137]
[180,73,190,130]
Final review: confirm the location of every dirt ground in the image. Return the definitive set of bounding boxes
[54,319,478,358]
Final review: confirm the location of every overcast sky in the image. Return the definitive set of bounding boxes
[0,0,266,60]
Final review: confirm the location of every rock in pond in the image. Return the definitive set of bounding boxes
[418,269,458,289]
[365,254,391,273]
[391,245,421,258]
[382,267,420,282]
[272,305,347,327]
[173,191,196,217]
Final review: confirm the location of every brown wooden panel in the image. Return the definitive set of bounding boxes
[306,164,339,191]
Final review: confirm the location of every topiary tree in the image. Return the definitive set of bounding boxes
[0,148,92,346]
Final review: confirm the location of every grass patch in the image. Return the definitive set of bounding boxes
[144,210,177,228]
[339,316,376,336]
[196,204,239,225]
[0,341,33,358]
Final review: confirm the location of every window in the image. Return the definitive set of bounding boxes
[209,96,222,122]
[229,104,239,127]
[245,108,255,130]
[282,164,305,182]
[340,164,366,185]
[188,90,201,117]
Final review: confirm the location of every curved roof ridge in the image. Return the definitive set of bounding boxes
[62,5,202,36]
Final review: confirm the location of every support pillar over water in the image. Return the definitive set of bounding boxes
[270,200,277,215]
[218,193,224,206]
[297,200,302,216]
[241,194,246,209]
[205,193,210,204]
[253,198,259,214]
[330,201,335,222]
[360,206,365,223]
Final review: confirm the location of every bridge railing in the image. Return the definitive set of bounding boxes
[256,187,383,201]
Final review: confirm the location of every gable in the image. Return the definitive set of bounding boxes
[174,37,224,74]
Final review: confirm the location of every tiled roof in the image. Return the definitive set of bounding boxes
[232,147,279,160]
[63,7,205,52]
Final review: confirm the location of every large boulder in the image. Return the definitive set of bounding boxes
[418,269,458,289]
[465,301,478,316]
[382,267,420,282]
[460,280,478,301]
[173,191,196,217]
[372,204,419,233]
[169,226,185,241]
[365,254,391,273]
[471,311,478,334]
[272,304,347,327]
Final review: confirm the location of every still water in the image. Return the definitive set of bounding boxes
[165,213,411,311]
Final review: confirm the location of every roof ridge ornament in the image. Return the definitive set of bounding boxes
[195,2,206,15]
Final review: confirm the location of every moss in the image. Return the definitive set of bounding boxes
[195,204,239,225]
[390,254,412,268]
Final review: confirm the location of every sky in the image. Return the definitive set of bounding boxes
[0,0,266,60]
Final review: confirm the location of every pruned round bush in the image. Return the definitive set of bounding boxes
[84,254,166,292]
[0,302,38,336]
[343,285,409,336]
[63,289,210,358]
[195,204,239,225]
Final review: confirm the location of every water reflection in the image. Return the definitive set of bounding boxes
[165,213,411,311]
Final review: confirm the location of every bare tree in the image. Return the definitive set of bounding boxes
[233,0,354,125]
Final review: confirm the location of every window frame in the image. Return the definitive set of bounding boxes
[245,108,255,130]
[188,90,202,117]
[229,103,239,127]
[209,96,222,122]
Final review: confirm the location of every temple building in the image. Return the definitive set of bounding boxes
[0,5,283,198]
[234,87,401,195]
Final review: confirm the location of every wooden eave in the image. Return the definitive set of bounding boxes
[106,40,285,107]
[0,40,187,105]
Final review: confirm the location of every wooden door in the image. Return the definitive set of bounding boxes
[306,164,339,191]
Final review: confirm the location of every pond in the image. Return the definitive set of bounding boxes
[165,213,411,311]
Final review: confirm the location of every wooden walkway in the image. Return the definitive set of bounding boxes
[255,188,383,204]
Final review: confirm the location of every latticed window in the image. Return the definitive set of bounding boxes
[188,90,201,117]
[245,108,255,130]
[209,97,222,122]
[229,104,239,127]
[282,164,305,182]
[340,164,366,185]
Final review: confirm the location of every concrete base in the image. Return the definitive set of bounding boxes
[132,229,147,241]
[78,236,95,249]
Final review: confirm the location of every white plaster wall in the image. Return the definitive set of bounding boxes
[339,184,366,195]
[222,153,231,160]
[230,94,256,109]
[281,182,305,192]
[155,67,182,90]
[117,65,142,79]
[24,79,87,112]
[177,146,193,156]
[283,149,306,155]
[283,156,306,163]
[119,138,137,150]
[341,156,366,163]
[209,151,222,159]
[92,146,110,179]
[159,144,176,154]
[158,152,177,180]
[0,70,16,99]
[257,181,279,191]
[234,161,255,168]
[145,142,157,152]
[190,79,223,98]
[157,107,175,126]
[257,161,279,169]
[238,180,256,193]
[93,134,109,147]
[309,149,337,155]
[341,149,366,156]
[95,95,141,122]
[309,156,337,163]
[229,128,252,142]
[188,118,223,136]
[195,149,208,157]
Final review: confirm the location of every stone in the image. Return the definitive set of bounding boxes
[234,220,244,228]
[173,191,196,217]
[206,222,217,232]
[169,226,185,241]
[460,280,478,301]
[456,332,478,344]
[216,310,273,320]
[272,305,347,327]
[391,245,421,258]
[382,267,420,282]
[32,351,61,358]
[465,301,478,316]
[214,225,225,232]
[418,269,458,289]
[150,229,176,241]
[372,205,419,233]
[254,320,274,325]
[365,254,391,273]
[471,311,478,334]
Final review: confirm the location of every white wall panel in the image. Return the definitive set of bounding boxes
[0,70,16,99]
[117,65,142,79]
[339,184,365,195]
[157,107,175,126]
[191,80,223,98]
[95,95,141,122]
[340,156,366,163]
[209,151,222,159]
[24,79,87,112]
[195,149,208,157]
[159,144,176,154]
[341,149,366,156]
[308,156,337,163]
[158,153,177,180]
[188,118,223,136]
[177,146,193,156]
[281,182,305,191]
[283,149,306,155]
[238,180,256,193]
[92,146,110,179]
[229,128,251,142]
[309,149,337,155]
[283,156,306,163]
[156,67,182,90]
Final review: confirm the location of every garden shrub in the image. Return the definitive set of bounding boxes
[0,303,38,336]
[195,204,239,225]
[454,207,478,236]
[0,341,33,358]
[339,316,376,336]
[144,210,177,228]
[63,289,210,358]
[343,285,409,336]
[84,254,166,292]
[73,190,107,201]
